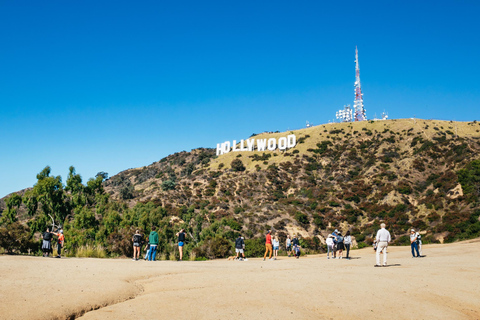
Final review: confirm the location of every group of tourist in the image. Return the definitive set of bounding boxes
[133,227,187,261]
[325,230,352,259]
[41,227,64,258]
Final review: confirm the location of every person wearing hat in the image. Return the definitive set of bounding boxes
[52,229,64,258]
[263,230,273,261]
[235,235,246,261]
[331,229,339,258]
[410,229,420,258]
[375,223,391,267]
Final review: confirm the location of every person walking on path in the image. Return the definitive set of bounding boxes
[410,229,420,258]
[286,235,292,257]
[263,230,273,261]
[272,236,280,260]
[326,235,334,259]
[42,227,54,257]
[52,229,64,258]
[176,229,186,261]
[375,223,391,267]
[148,226,159,261]
[344,231,352,259]
[235,235,246,261]
[132,230,143,261]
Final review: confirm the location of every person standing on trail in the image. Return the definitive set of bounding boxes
[148,226,159,261]
[410,229,420,258]
[326,235,334,259]
[52,229,64,258]
[132,230,143,261]
[344,231,352,259]
[375,223,391,267]
[176,229,186,261]
[42,227,53,257]
[272,236,280,260]
[286,235,292,257]
[235,235,245,261]
[263,230,273,261]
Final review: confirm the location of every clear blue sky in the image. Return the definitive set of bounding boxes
[1,1,479,198]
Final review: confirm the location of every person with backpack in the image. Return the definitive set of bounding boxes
[132,230,143,261]
[176,229,186,261]
[331,229,339,258]
[42,227,53,257]
[335,232,345,259]
[148,226,159,261]
[416,231,423,256]
[235,235,246,261]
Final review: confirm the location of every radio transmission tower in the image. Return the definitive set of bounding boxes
[354,46,366,121]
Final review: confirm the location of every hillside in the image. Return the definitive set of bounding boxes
[103,119,480,245]
[2,119,480,258]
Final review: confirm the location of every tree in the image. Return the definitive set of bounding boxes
[0,193,22,225]
[23,166,68,233]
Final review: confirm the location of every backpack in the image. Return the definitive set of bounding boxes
[416,234,422,244]
[134,234,142,244]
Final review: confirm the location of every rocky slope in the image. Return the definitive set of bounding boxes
[101,119,480,246]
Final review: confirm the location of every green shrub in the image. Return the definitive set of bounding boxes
[244,238,265,257]
[192,237,232,259]
[0,222,36,254]
[230,159,246,172]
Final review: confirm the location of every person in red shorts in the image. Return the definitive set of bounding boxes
[263,230,273,261]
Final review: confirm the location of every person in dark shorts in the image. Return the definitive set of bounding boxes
[176,229,186,261]
[52,229,64,258]
[132,230,143,261]
[42,227,53,257]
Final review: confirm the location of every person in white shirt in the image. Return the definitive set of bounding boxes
[326,235,334,259]
[344,231,352,259]
[375,223,391,267]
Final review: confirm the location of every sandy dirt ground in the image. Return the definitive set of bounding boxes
[0,240,479,320]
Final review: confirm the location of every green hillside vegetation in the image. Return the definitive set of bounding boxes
[1,119,480,259]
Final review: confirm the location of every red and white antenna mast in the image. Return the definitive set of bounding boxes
[354,46,366,121]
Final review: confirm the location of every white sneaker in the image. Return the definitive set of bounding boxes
[244,259,248,261]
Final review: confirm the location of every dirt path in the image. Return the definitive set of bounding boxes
[1,240,479,320]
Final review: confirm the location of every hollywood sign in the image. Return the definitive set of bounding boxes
[216,134,297,156]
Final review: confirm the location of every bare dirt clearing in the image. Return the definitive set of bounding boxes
[1,240,479,320]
